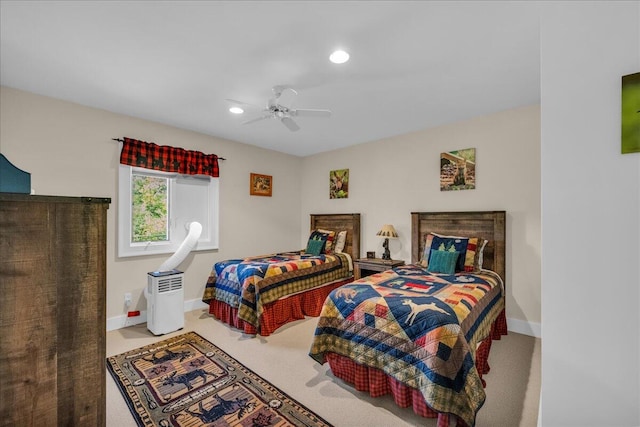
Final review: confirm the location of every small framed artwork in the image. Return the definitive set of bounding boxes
[622,72,640,154]
[330,169,349,199]
[366,251,376,259]
[250,173,272,197]
[440,148,476,191]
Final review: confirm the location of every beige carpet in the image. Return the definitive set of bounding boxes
[107,309,540,427]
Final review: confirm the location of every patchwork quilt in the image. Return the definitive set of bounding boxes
[309,264,504,427]
[202,251,352,328]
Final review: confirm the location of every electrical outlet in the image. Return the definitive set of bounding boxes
[124,292,132,307]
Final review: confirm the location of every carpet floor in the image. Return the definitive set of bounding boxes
[107,309,540,427]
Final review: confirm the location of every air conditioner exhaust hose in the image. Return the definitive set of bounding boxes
[157,221,203,272]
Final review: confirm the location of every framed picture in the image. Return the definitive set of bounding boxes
[330,169,349,199]
[622,72,640,154]
[440,148,476,191]
[250,173,272,197]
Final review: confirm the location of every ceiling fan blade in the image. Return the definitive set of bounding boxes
[292,109,332,118]
[276,88,297,110]
[281,117,300,132]
[225,98,262,109]
[242,114,271,125]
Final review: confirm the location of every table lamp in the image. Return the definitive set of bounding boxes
[376,224,398,260]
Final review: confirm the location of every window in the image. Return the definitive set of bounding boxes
[118,165,219,258]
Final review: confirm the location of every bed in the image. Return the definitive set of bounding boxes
[202,213,361,336]
[309,211,507,427]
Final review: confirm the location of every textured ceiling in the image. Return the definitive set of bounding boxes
[0,1,541,157]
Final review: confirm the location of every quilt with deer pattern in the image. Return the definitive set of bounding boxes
[309,264,504,427]
[202,251,352,328]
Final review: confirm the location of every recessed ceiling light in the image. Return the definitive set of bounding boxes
[229,107,244,114]
[329,50,349,64]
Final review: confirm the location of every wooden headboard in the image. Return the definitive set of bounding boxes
[310,213,361,261]
[411,211,506,283]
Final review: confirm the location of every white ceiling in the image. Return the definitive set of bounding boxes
[0,1,541,157]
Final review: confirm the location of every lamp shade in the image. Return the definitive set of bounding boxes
[376,224,398,238]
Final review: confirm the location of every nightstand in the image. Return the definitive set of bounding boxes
[353,258,405,280]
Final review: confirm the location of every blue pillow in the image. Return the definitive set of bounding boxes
[306,238,325,256]
[307,230,329,253]
[427,250,459,274]
[427,235,469,272]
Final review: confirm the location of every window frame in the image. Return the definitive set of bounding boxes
[118,165,219,258]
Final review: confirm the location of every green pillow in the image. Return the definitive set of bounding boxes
[306,238,325,256]
[427,250,459,274]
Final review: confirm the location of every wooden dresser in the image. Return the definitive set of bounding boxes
[0,194,110,427]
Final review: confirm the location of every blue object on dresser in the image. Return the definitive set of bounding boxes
[0,154,31,194]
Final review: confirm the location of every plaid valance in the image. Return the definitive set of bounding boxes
[119,137,220,177]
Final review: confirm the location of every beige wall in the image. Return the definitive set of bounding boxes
[540,3,639,424]
[0,86,302,324]
[1,86,541,335]
[301,104,541,334]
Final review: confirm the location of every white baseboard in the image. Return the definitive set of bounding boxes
[107,301,542,338]
[106,298,209,332]
[507,317,541,338]
[538,399,542,427]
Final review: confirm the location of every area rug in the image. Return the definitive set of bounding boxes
[107,331,332,427]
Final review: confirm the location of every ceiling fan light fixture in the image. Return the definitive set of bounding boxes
[229,107,244,114]
[329,50,349,64]
[239,86,331,131]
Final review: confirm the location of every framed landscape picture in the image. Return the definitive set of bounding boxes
[250,173,272,197]
[622,72,640,154]
[440,148,476,191]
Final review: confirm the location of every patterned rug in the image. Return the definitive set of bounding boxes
[107,331,332,427]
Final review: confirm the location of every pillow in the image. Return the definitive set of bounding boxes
[461,237,480,272]
[420,232,482,272]
[420,233,435,266]
[426,250,459,274]
[462,238,489,272]
[476,239,488,270]
[334,230,347,253]
[421,233,469,271]
[315,229,336,253]
[305,238,325,256]
[306,229,336,254]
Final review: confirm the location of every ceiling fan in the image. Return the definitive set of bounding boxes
[228,86,331,132]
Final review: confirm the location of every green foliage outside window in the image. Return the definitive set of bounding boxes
[132,174,168,242]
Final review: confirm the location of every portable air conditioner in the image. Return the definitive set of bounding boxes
[146,269,184,335]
